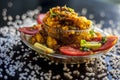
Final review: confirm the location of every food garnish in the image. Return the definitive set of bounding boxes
[100,37,107,44]
[80,40,102,50]
[59,46,92,56]
[19,6,118,56]
[18,25,41,35]
[34,42,54,54]
[37,14,45,24]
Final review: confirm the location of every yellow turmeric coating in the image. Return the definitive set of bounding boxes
[43,6,92,30]
[35,33,44,43]
[31,33,44,44]
[47,36,57,48]
[31,6,96,50]
[31,37,36,44]
[43,6,94,44]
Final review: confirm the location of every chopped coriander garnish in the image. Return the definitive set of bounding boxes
[89,29,95,37]
[63,5,74,12]
[80,46,90,51]
[50,9,57,18]
[101,37,107,44]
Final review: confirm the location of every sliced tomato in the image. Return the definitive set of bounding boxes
[59,46,92,56]
[37,14,45,24]
[18,27,40,35]
[93,36,118,52]
[59,36,118,56]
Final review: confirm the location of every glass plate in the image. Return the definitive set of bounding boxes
[20,27,110,64]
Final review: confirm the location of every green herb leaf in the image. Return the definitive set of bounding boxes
[50,9,57,18]
[80,47,90,51]
[101,37,107,44]
[63,5,74,12]
[89,29,95,37]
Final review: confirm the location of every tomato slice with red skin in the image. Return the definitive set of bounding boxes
[60,46,92,56]
[59,36,118,56]
[18,27,40,35]
[37,14,45,24]
[93,36,118,52]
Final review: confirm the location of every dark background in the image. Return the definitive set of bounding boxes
[0,0,120,28]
